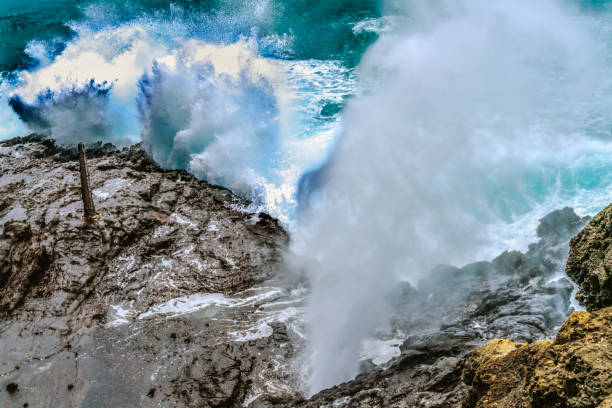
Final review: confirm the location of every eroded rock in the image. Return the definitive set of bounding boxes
[462,202,612,408]
[0,137,296,407]
[0,138,288,321]
[566,203,612,311]
[463,307,612,408]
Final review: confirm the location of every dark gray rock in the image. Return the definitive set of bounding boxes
[0,137,298,407]
[566,203,612,310]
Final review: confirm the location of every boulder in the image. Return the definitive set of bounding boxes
[463,307,612,408]
[566,204,612,311]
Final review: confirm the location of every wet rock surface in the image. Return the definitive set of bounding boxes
[0,137,301,407]
[566,203,612,311]
[393,206,590,346]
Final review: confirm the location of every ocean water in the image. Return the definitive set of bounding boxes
[2,0,612,394]
[0,0,378,72]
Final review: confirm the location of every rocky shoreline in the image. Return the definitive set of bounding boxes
[0,136,300,407]
[274,207,609,408]
[0,136,610,407]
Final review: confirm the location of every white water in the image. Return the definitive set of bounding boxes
[1,11,354,223]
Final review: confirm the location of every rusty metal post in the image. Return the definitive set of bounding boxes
[78,143,96,223]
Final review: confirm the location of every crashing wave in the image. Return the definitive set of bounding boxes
[2,12,356,221]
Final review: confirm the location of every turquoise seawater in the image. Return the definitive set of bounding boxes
[0,0,82,73]
[0,0,379,73]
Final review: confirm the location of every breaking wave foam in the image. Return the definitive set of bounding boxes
[1,8,357,222]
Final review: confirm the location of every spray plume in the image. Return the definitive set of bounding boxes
[297,0,612,393]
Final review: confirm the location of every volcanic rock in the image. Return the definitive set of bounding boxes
[0,136,298,407]
[463,307,612,408]
[566,203,612,311]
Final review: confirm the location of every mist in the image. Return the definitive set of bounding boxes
[297,0,612,394]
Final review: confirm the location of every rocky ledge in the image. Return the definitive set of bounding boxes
[0,136,300,407]
[566,203,612,311]
[463,308,611,408]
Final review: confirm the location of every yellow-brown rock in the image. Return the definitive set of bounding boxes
[463,307,612,408]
